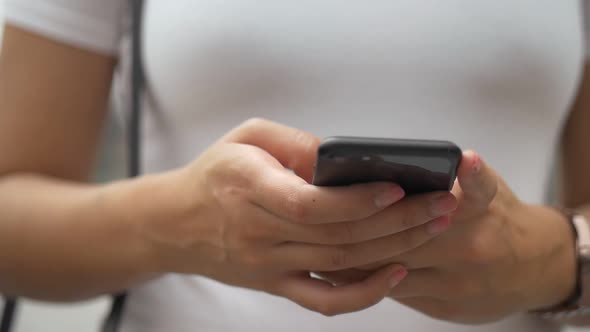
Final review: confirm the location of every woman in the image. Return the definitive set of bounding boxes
[0,0,589,331]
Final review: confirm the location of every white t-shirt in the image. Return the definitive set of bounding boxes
[4,1,589,331]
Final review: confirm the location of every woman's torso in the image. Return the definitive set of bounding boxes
[117,1,584,331]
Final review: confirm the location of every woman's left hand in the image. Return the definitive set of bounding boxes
[318,151,578,323]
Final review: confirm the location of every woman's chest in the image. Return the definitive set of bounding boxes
[137,1,584,195]
[142,0,583,116]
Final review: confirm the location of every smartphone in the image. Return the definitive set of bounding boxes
[312,137,462,195]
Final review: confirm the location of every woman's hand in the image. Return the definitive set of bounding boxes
[131,119,456,316]
[318,151,577,322]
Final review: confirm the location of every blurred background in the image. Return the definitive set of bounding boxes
[0,2,587,332]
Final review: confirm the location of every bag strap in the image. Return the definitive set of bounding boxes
[101,1,145,331]
[0,298,17,332]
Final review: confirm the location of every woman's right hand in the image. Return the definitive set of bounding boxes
[135,119,456,316]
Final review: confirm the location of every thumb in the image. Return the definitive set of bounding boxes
[275,265,407,316]
[222,118,320,183]
[455,151,498,214]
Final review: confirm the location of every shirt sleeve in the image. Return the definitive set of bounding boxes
[3,0,125,55]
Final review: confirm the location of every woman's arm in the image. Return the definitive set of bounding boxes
[556,62,590,325]
[562,63,590,211]
[0,25,160,300]
[0,25,450,313]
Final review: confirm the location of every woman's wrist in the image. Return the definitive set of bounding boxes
[532,207,590,319]
[98,172,178,277]
[524,204,577,311]
[103,167,214,278]
[75,175,170,289]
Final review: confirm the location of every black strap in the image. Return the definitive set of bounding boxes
[101,293,128,332]
[0,298,17,332]
[102,1,145,331]
[127,0,145,180]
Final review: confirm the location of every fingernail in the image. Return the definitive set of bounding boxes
[427,216,452,234]
[430,193,458,216]
[375,186,405,208]
[472,153,481,174]
[390,268,408,288]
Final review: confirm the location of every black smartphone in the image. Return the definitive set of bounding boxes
[312,137,462,195]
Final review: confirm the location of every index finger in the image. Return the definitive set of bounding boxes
[222,118,319,183]
[274,264,407,316]
[250,167,405,224]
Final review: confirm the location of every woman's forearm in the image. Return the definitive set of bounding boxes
[0,172,165,301]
